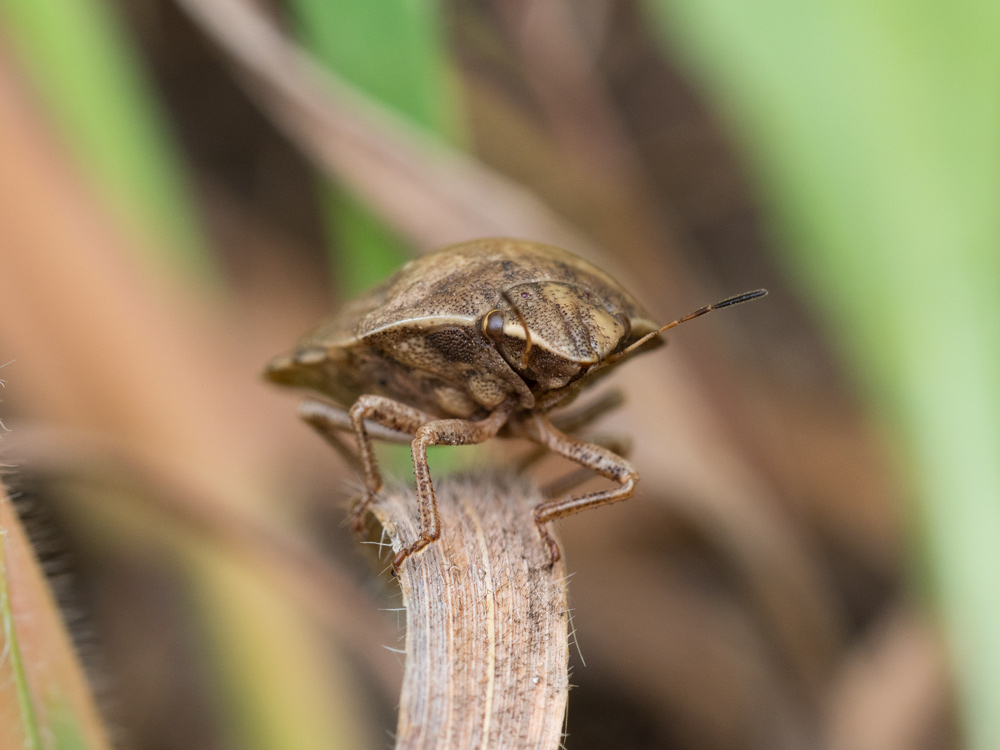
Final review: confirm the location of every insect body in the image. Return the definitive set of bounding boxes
[266,238,765,571]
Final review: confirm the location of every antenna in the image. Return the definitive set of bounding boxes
[501,291,534,368]
[601,288,768,368]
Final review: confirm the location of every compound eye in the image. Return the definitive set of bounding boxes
[482,309,505,343]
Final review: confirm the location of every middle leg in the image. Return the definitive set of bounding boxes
[300,395,436,531]
[393,403,513,572]
[522,411,639,564]
[539,433,633,499]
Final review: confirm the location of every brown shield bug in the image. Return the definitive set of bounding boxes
[266,238,766,571]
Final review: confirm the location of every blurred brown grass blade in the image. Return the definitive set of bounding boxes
[174,0,594,254]
[0,482,113,750]
[13,425,402,694]
[0,33,233,464]
[489,0,684,289]
[572,553,817,750]
[0,34,382,749]
[824,605,953,750]
[600,362,848,694]
[468,6,898,634]
[648,478,846,698]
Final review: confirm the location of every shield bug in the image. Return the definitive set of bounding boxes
[266,238,765,571]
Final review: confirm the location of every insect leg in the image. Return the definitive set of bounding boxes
[346,396,439,533]
[517,389,625,473]
[298,399,364,467]
[393,405,513,572]
[301,396,435,532]
[300,398,417,446]
[540,434,632,498]
[525,412,639,564]
[549,388,624,434]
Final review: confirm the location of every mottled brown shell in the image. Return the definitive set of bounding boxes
[266,238,660,418]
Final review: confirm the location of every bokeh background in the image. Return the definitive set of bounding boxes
[1,1,998,749]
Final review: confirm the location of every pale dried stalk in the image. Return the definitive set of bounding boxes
[372,476,569,750]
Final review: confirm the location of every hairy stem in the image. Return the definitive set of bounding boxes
[372,475,569,750]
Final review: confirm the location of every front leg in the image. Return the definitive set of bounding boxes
[549,388,624,434]
[300,396,436,531]
[516,389,625,473]
[393,404,513,572]
[539,433,633,499]
[522,412,639,564]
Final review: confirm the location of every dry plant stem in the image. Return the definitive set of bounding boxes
[373,476,569,750]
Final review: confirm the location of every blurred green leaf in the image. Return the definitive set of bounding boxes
[288,0,459,293]
[643,1,1000,747]
[0,0,213,278]
[291,0,456,132]
[290,0,464,477]
[191,547,366,750]
[318,186,412,296]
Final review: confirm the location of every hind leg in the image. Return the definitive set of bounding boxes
[392,404,513,572]
[299,396,435,531]
[521,412,638,564]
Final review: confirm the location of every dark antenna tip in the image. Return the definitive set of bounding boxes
[674,287,768,325]
[714,288,768,309]
[603,287,769,366]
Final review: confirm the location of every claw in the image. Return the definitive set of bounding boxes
[390,536,435,574]
[348,487,381,534]
[347,497,370,534]
[536,522,562,566]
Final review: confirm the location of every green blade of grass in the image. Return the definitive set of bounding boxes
[289,0,463,475]
[317,186,412,296]
[287,0,459,294]
[290,0,456,133]
[642,1,1000,748]
[0,534,44,750]
[0,486,113,750]
[190,544,367,750]
[0,0,213,279]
